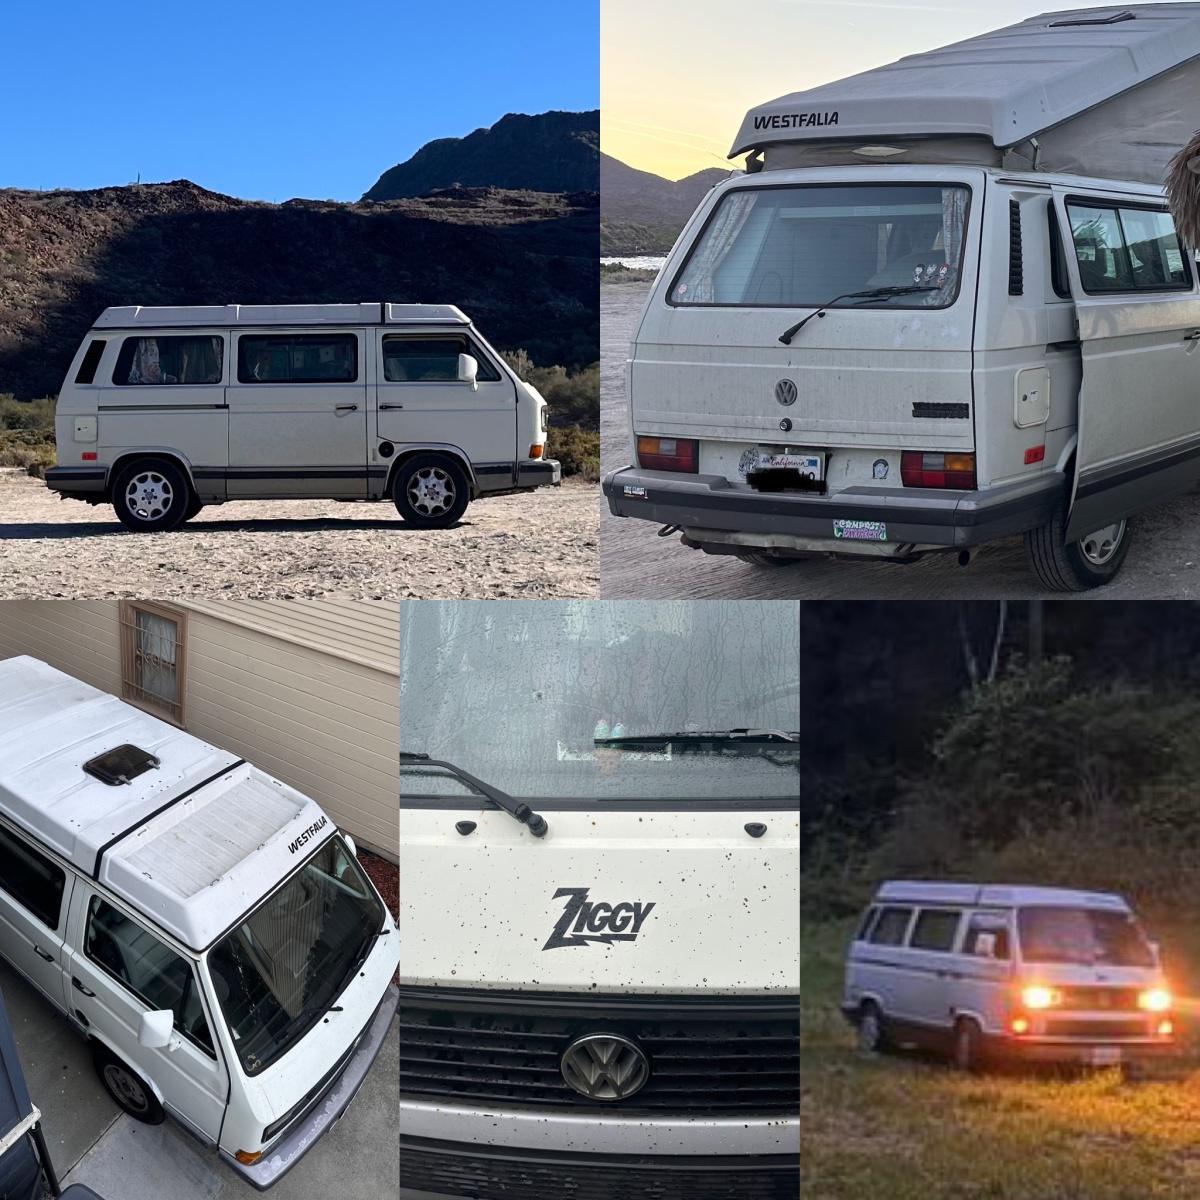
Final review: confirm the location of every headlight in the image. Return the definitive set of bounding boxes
[1021,985,1060,1010]
[1138,987,1171,1013]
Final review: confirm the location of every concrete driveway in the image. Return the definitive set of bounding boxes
[0,959,398,1200]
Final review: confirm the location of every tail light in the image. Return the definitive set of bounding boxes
[637,435,698,473]
[901,451,976,489]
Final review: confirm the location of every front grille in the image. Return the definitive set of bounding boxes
[400,1136,800,1200]
[1044,1018,1152,1038]
[399,988,799,1113]
[1057,987,1141,1012]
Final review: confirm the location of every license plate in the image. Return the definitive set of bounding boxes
[1090,1046,1122,1066]
[833,519,888,542]
[757,451,823,480]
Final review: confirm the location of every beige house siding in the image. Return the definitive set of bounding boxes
[0,600,398,862]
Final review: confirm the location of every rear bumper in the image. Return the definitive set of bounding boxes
[44,466,107,497]
[398,1135,800,1199]
[225,983,399,1191]
[603,465,1063,551]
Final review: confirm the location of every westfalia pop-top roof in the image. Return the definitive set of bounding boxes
[875,880,1130,910]
[733,4,1200,185]
[92,302,471,328]
[0,657,338,950]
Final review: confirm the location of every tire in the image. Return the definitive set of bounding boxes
[92,1044,164,1124]
[111,458,193,533]
[392,454,471,528]
[952,1019,984,1073]
[1024,502,1131,592]
[734,551,804,568]
[183,496,204,522]
[857,1002,889,1055]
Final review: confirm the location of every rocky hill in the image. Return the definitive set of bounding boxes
[365,111,599,202]
[600,152,732,255]
[0,180,597,400]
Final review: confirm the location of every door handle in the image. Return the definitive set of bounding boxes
[72,978,95,997]
[33,945,54,962]
[379,403,404,411]
[1184,330,1200,341]
[334,404,359,412]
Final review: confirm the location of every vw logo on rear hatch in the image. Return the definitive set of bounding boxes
[560,1033,650,1101]
[775,378,798,407]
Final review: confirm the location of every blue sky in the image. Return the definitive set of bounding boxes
[1,0,597,200]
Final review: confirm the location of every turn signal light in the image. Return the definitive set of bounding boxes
[900,450,977,489]
[637,435,699,473]
[1158,1019,1174,1037]
[1138,988,1172,1013]
[1020,985,1060,1010]
[235,1150,264,1165]
[1011,1016,1030,1035]
[529,444,544,459]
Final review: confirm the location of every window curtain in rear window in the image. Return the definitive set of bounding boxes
[937,187,968,303]
[676,191,758,302]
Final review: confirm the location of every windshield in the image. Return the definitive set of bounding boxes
[1017,907,1156,968]
[400,600,799,802]
[207,837,384,1075]
[670,183,970,309]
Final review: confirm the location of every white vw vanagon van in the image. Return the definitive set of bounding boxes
[46,302,558,531]
[844,882,1174,1071]
[0,656,399,1189]
[398,600,800,1198]
[603,6,1200,590]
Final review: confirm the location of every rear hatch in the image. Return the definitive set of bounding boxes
[633,167,982,490]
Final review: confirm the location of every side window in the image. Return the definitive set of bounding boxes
[382,335,501,383]
[237,334,358,384]
[963,912,1010,960]
[0,824,65,930]
[84,897,215,1057]
[909,908,962,952]
[867,906,912,947]
[1067,201,1191,294]
[113,336,223,385]
[120,600,186,725]
[1048,203,1072,299]
[75,339,107,384]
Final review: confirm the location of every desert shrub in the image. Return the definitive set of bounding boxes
[500,352,598,428]
[0,394,55,432]
[546,425,599,481]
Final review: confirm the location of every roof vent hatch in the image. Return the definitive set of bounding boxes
[82,744,161,786]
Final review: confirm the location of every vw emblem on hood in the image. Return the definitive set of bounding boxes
[560,1033,650,1100]
[775,378,798,407]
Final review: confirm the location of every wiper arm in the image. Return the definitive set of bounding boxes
[595,728,800,750]
[778,286,939,345]
[400,751,548,837]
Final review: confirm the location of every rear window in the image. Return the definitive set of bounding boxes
[670,183,970,309]
[75,339,107,384]
[868,906,912,946]
[1066,200,1190,293]
[238,334,358,384]
[114,336,223,386]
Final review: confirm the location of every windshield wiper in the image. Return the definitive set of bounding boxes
[400,751,548,837]
[778,286,938,345]
[595,728,799,751]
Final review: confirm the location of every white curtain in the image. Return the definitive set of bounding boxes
[136,611,177,705]
[675,192,759,303]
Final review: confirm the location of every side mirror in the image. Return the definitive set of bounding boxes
[975,932,997,959]
[457,353,479,391]
[138,1008,175,1050]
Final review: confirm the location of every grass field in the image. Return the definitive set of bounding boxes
[803,918,1200,1199]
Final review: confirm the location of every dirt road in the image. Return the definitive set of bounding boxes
[600,280,1200,599]
[0,470,598,599]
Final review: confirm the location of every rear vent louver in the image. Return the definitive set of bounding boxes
[1008,199,1024,296]
[83,745,160,786]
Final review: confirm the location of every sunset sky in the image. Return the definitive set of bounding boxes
[602,0,1139,180]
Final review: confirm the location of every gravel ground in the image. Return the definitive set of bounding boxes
[0,470,599,599]
[600,280,1200,600]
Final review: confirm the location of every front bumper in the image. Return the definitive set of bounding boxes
[603,465,1063,552]
[517,458,561,489]
[399,1136,800,1200]
[225,983,399,1191]
[44,465,107,497]
[991,1035,1176,1064]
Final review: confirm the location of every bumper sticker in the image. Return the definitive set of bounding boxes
[623,484,648,499]
[833,519,887,542]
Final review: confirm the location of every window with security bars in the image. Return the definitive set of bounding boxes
[119,600,187,725]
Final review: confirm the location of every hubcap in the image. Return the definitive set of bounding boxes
[1078,520,1126,566]
[860,1012,879,1051]
[104,1063,148,1112]
[408,467,456,517]
[125,471,173,521]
